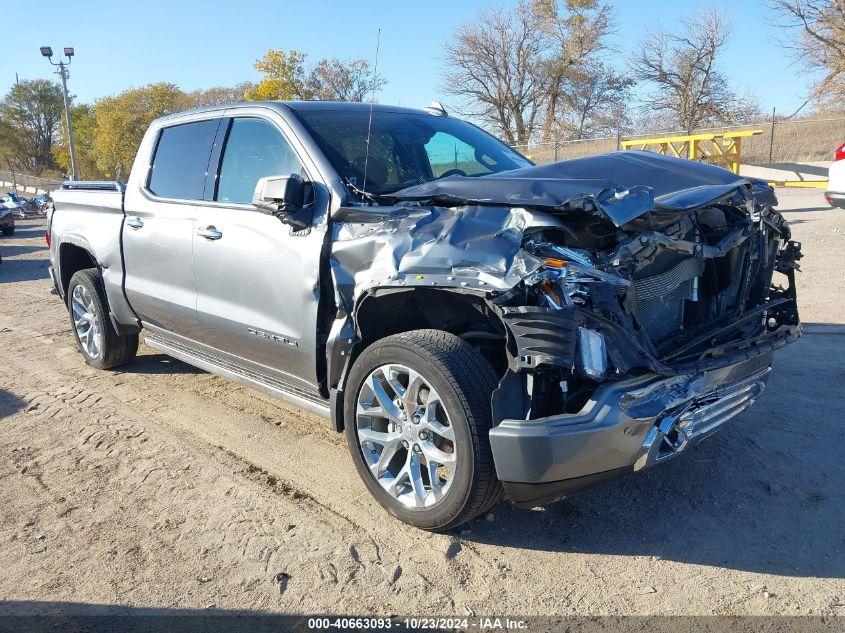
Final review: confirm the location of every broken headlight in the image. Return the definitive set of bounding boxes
[577,327,607,379]
[525,243,627,310]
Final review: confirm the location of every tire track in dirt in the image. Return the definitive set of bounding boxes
[0,311,501,612]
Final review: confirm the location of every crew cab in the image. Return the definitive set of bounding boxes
[48,101,802,530]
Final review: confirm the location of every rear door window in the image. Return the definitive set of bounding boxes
[216,118,305,205]
[148,119,220,200]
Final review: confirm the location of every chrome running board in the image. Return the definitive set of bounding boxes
[634,367,771,471]
[144,334,330,419]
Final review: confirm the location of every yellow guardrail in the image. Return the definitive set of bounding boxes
[767,180,829,189]
[621,130,763,174]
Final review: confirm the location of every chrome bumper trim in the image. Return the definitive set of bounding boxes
[634,367,771,471]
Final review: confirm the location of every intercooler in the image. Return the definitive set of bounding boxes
[631,251,704,342]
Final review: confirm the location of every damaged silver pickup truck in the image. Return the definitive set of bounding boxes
[48,101,801,530]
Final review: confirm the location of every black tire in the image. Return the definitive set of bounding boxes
[1,225,13,236]
[67,268,138,370]
[344,329,502,531]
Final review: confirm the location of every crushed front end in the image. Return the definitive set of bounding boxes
[484,178,801,506]
[334,151,802,507]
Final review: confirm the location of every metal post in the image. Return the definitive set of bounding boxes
[7,159,17,190]
[57,62,78,181]
[768,107,776,165]
[553,138,559,162]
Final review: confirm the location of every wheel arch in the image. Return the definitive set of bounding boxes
[58,240,98,298]
[328,287,508,431]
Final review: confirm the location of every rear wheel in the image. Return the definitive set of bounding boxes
[67,268,138,369]
[344,329,502,531]
[1,226,13,236]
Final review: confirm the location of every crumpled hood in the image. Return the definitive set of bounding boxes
[329,151,775,309]
[390,151,765,227]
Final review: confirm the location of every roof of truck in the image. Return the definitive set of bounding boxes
[155,100,444,123]
[278,101,433,114]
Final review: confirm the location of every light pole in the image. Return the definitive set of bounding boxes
[40,46,78,181]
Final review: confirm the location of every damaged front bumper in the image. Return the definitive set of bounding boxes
[489,350,780,507]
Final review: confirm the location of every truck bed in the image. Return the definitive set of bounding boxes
[48,181,136,330]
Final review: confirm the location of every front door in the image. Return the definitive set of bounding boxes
[192,115,326,391]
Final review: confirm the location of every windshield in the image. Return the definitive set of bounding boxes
[292,109,532,195]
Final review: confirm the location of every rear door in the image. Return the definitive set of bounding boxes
[122,117,222,337]
[191,112,327,390]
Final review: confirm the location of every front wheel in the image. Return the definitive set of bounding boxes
[344,329,502,531]
[67,268,138,369]
[1,225,13,236]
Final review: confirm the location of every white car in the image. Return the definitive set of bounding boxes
[826,142,845,209]
[0,194,26,218]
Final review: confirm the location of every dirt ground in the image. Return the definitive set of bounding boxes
[0,189,843,619]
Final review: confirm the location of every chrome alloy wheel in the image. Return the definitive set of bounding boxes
[71,283,103,360]
[356,364,458,508]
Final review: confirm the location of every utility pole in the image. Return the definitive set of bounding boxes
[40,46,78,181]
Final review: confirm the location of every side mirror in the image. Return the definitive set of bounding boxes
[252,174,305,215]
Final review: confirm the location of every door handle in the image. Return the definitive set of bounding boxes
[197,225,223,240]
[126,217,144,229]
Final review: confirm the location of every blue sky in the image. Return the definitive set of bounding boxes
[1,0,812,117]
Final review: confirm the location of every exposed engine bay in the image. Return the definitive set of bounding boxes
[327,151,801,424]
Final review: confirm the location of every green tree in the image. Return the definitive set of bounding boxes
[53,103,99,179]
[246,50,312,100]
[0,79,65,173]
[91,83,188,178]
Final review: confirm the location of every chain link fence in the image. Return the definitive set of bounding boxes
[512,116,845,166]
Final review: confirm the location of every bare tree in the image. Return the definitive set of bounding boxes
[187,83,257,107]
[631,9,758,132]
[558,62,634,139]
[533,0,615,141]
[442,1,546,145]
[306,58,384,102]
[770,0,845,105]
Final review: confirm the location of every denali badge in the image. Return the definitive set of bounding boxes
[247,328,299,347]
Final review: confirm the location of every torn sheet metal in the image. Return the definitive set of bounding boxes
[328,152,765,309]
[329,205,545,307]
[389,151,758,227]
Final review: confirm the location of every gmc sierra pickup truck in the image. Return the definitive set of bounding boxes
[48,101,802,530]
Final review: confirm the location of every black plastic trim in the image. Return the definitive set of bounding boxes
[502,467,634,507]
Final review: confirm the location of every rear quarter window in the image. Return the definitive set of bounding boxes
[148,119,220,200]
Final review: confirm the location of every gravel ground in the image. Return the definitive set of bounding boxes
[0,189,843,619]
